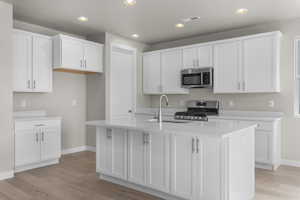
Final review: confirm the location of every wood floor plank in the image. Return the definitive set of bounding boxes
[1,151,300,200]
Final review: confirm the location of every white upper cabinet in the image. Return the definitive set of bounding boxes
[143,49,188,95]
[53,34,103,73]
[161,49,188,94]
[13,29,52,93]
[198,45,213,67]
[214,32,281,94]
[32,36,53,92]
[242,34,280,93]
[60,37,83,70]
[214,40,241,93]
[13,30,32,92]
[183,47,198,68]
[143,31,281,95]
[84,42,103,72]
[183,45,213,68]
[143,52,161,94]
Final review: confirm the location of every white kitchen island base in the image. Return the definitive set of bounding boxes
[87,118,256,200]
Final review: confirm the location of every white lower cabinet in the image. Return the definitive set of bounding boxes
[145,132,170,192]
[96,127,255,200]
[97,128,127,180]
[170,134,195,199]
[15,127,41,167]
[127,130,146,185]
[127,131,170,192]
[15,119,61,172]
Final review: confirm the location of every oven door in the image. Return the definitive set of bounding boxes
[181,73,202,88]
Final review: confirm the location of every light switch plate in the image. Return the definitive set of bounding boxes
[72,99,77,106]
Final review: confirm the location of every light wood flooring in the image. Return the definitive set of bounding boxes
[0,151,300,200]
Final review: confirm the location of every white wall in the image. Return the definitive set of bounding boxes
[86,34,106,147]
[148,18,300,163]
[13,20,88,150]
[0,1,13,176]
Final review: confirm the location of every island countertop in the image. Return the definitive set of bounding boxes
[86,116,257,138]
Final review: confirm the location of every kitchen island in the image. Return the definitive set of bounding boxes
[86,117,256,200]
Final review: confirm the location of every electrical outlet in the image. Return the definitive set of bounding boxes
[72,99,77,106]
[20,99,26,108]
[268,100,275,108]
[229,100,235,107]
[179,100,185,107]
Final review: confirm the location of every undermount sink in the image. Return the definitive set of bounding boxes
[146,119,190,124]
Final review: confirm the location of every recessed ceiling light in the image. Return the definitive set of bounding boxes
[132,34,139,38]
[175,23,185,28]
[236,8,248,15]
[124,0,136,6]
[77,16,88,22]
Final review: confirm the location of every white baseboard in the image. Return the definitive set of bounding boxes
[62,145,96,155]
[0,170,14,181]
[86,146,96,152]
[281,160,300,168]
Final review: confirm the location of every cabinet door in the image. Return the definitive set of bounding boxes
[97,128,113,175]
[40,126,61,161]
[110,128,127,179]
[97,128,127,180]
[214,41,241,93]
[84,43,103,72]
[183,47,198,68]
[15,128,40,167]
[170,134,194,199]
[243,35,279,92]
[161,49,188,94]
[143,53,161,94]
[13,30,32,92]
[255,131,271,164]
[128,130,146,185]
[145,133,169,192]
[198,45,213,67]
[32,36,52,92]
[61,38,84,70]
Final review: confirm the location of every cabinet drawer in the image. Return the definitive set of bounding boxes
[15,120,61,131]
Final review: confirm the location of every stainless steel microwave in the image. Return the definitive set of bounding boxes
[181,67,213,88]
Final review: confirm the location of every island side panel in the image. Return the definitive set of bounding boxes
[222,127,255,200]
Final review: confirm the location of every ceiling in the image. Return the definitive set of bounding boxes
[10,0,300,44]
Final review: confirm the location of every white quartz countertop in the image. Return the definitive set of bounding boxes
[14,110,62,122]
[86,116,257,138]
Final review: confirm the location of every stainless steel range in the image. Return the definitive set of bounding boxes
[174,100,219,121]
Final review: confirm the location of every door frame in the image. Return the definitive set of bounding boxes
[108,43,137,119]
